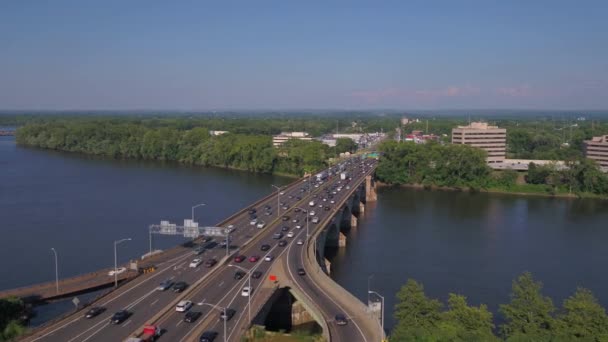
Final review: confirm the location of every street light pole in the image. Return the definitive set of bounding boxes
[191,203,206,222]
[198,302,227,342]
[114,238,132,288]
[295,207,310,238]
[229,264,251,323]
[50,248,59,294]
[368,290,385,337]
[271,185,281,218]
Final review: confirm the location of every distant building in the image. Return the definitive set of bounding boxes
[584,135,608,171]
[452,122,507,163]
[209,130,229,136]
[401,117,410,125]
[272,132,312,147]
[404,130,439,144]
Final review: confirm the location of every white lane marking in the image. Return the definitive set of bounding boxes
[28,317,81,342]
[169,276,175,280]
[121,319,132,328]
[150,299,159,306]
[77,322,109,342]
[176,320,183,327]
[218,281,224,287]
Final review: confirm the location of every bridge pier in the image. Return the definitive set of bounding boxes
[365,175,377,202]
[350,213,358,228]
[324,258,331,274]
[338,232,347,247]
[291,300,316,327]
[359,201,365,214]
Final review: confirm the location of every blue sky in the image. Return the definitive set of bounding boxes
[1,1,607,110]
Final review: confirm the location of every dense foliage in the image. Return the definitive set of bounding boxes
[376,141,608,196]
[0,298,26,341]
[16,121,334,176]
[392,273,608,341]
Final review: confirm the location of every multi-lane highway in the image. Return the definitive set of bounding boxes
[24,156,378,342]
[144,158,378,342]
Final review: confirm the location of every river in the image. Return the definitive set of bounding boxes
[2,135,608,331]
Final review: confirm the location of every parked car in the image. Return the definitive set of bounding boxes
[84,306,105,319]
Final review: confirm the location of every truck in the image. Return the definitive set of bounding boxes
[315,171,328,181]
[340,172,347,180]
[125,325,162,342]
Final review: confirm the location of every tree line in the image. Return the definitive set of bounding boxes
[15,121,357,176]
[392,272,608,341]
[0,298,26,341]
[376,141,608,197]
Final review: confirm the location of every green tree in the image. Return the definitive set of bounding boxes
[334,138,357,154]
[500,272,556,340]
[556,287,608,340]
[439,294,498,341]
[392,279,443,341]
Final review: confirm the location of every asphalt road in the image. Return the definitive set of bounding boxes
[23,171,313,342]
[154,159,378,342]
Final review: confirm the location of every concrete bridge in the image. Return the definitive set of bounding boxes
[21,156,384,342]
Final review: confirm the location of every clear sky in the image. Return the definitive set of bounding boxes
[1,1,607,110]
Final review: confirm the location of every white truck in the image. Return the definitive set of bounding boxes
[340,172,347,180]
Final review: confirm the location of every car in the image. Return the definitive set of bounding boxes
[157,279,174,291]
[278,240,288,247]
[324,206,330,211]
[173,281,188,293]
[280,226,290,232]
[330,200,335,204]
[176,300,193,312]
[296,196,302,200]
[226,224,236,233]
[318,204,323,208]
[110,310,130,324]
[241,286,253,297]
[294,207,301,213]
[256,221,266,229]
[200,331,218,342]
[234,255,246,263]
[249,213,257,220]
[296,239,304,245]
[205,259,217,267]
[335,314,348,326]
[193,246,205,255]
[108,267,126,276]
[295,224,302,229]
[263,204,271,210]
[184,311,202,323]
[84,306,105,319]
[248,255,260,262]
[279,191,285,195]
[323,198,327,202]
[234,271,245,280]
[346,186,351,189]
[312,217,319,224]
[200,236,212,243]
[220,308,236,321]
[292,218,299,223]
[260,244,271,251]
[189,259,203,268]
[282,205,289,210]
[252,271,263,279]
[282,215,290,221]
[264,255,274,262]
[297,268,306,276]
[248,208,256,214]
[273,232,283,239]
[264,211,272,216]
[309,211,316,216]
[287,231,295,238]
[249,218,258,225]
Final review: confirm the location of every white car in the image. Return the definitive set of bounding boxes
[256,221,266,229]
[108,267,126,276]
[250,218,257,225]
[296,239,304,245]
[264,255,274,262]
[227,224,236,232]
[287,232,295,238]
[189,259,203,268]
[330,200,335,204]
[309,211,316,216]
[176,300,193,312]
[295,224,302,229]
[241,286,253,297]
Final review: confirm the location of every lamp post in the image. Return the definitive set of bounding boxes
[271,185,281,218]
[228,264,251,322]
[368,290,385,337]
[295,207,310,238]
[191,203,206,222]
[114,238,131,287]
[197,302,228,342]
[50,248,59,294]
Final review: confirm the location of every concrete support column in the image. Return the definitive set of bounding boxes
[324,258,331,275]
[338,232,347,247]
[359,201,365,214]
[365,175,377,202]
[291,301,315,327]
[351,214,358,228]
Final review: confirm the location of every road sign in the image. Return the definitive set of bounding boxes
[72,297,80,308]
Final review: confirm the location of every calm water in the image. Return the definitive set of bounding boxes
[330,187,608,331]
[2,135,608,332]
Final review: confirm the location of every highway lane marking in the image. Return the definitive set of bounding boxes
[150,299,159,306]
[169,276,175,280]
[121,319,132,328]
[175,320,183,327]
[218,281,224,287]
[28,317,81,342]
[72,322,109,342]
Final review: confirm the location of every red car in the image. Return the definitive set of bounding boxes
[248,255,260,262]
[234,255,246,263]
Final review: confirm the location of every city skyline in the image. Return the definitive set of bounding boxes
[1,1,607,110]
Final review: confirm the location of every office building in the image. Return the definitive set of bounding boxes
[452,122,506,163]
[584,135,608,171]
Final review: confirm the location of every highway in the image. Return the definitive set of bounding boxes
[23,172,315,342]
[145,158,378,342]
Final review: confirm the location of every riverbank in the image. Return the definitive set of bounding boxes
[376,181,608,200]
